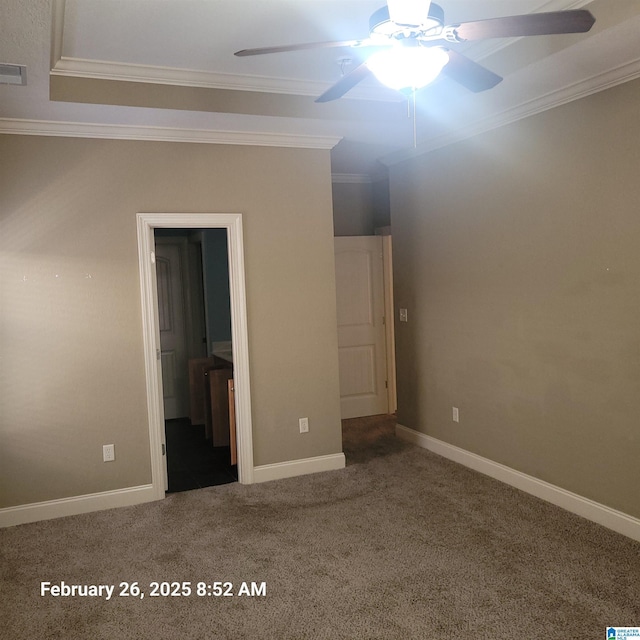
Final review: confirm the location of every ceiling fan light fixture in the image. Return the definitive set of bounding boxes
[387,0,432,26]
[367,45,449,93]
[369,3,444,37]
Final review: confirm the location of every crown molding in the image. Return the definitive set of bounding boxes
[331,173,372,184]
[0,118,342,149]
[45,0,595,114]
[50,57,401,104]
[48,0,588,102]
[52,56,331,96]
[382,55,640,167]
[48,0,400,103]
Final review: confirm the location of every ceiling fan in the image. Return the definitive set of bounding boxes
[234,0,595,102]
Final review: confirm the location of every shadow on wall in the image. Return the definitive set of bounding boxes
[332,176,391,237]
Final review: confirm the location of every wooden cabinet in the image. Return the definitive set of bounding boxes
[188,357,218,426]
[188,356,236,464]
[206,367,233,446]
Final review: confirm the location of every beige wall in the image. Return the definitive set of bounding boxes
[332,181,375,236]
[0,135,342,508]
[332,178,391,236]
[391,78,640,518]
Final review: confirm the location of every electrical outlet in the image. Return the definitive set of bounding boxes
[399,308,408,322]
[299,417,309,433]
[452,407,459,423]
[103,444,115,462]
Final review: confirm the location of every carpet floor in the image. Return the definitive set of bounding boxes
[1,415,638,639]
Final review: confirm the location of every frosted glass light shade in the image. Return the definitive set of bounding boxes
[367,46,449,92]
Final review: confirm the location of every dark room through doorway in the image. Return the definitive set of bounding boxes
[154,228,236,492]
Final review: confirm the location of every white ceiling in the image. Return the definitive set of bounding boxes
[58,0,547,90]
[1,0,640,176]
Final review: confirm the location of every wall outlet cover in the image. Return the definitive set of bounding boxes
[103,444,115,462]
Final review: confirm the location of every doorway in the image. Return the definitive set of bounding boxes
[334,235,397,419]
[154,229,236,492]
[137,213,254,502]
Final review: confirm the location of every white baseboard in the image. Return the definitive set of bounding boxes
[253,453,346,484]
[396,424,640,543]
[0,452,348,527]
[0,484,158,528]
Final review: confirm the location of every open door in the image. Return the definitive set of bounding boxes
[155,242,190,420]
[335,236,389,419]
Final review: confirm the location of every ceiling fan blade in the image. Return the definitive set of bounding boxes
[452,10,595,41]
[235,40,365,57]
[315,63,373,103]
[442,50,503,93]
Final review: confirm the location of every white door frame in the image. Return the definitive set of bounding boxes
[381,235,397,413]
[137,213,254,500]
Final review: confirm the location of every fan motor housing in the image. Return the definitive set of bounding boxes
[369,3,444,36]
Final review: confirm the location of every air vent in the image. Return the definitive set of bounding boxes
[0,64,27,85]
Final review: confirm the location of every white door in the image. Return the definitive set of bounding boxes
[155,243,189,419]
[335,236,388,419]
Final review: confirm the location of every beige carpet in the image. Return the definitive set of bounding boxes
[1,415,639,639]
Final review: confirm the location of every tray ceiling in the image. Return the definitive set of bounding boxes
[1,0,639,174]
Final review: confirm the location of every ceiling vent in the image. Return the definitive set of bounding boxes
[0,64,27,85]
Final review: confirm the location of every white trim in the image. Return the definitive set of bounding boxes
[44,0,638,158]
[50,0,65,70]
[395,424,640,543]
[331,173,373,184]
[137,217,167,498]
[137,213,255,493]
[8,57,639,156]
[0,118,342,149]
[51,57,398,103]
[52,56,332,96]
[383,56,640,167]
[0,485,156,528]
[46,1,393,103]
[50,0,65,71]
[381,236,397,414]
[51,58,404,103]
[46,1,581,103]
[253,453,346,484]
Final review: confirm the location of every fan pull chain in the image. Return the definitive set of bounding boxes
[412,89,417,149]
[406,91,418,148]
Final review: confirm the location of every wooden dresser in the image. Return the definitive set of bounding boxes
[188,355,236,465]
